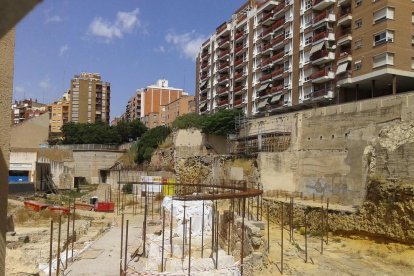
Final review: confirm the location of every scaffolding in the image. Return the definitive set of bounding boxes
[228,113,292,155]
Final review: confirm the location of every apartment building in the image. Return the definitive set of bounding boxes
[124,89,142,122]
[69,72,111,124]
[196,0,414,116]
[11,99,48,125]
[48,91,70,133]
[140,79,187,128]
[160,95,195,126]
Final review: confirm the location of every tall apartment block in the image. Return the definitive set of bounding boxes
[48,91,70,133]
[196,0,414,116]
[69,72,111,123]
[124,89,142,121]
[140,79,187,128]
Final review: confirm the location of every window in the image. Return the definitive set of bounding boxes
[373,7,394,24]
[355,0,362,7]
[354,60,362,70]
[305,0,312,10]
[373,30,394,46]
[304,14,312,28]
[355,19,362,29]
[305,36,313,45]
[373,52,394,68]
[354,39,363,49]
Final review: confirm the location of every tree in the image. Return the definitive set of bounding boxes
[114,119,148,143]
[61,122,121,145]
[172,112,203,129]
[135,126,171,164]
[201,109,242,136]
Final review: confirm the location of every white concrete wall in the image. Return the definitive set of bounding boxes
[9,151,37,182]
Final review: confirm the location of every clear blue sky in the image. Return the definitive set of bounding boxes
[13,0,245,117]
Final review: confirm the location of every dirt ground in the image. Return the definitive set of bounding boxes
[6,191,414,276]
[256,222,414,276]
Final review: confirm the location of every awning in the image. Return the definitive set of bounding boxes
[258,83,270,92]
[309,41,324,55]
[336,62,349,74]
[269,94,283,103]
[200,80,207,88]
[257,100,268,110]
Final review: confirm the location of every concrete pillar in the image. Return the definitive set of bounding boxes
[0,2,41,275]
[392,74,397,95]
[0,27,15,276]
[355,84,359,101]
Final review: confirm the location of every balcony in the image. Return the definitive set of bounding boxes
[234,85,244,93]
[200,73,209,80]
[217,62,230,71]
[201,61,209,70]
[261,57,272,68]
[234,59,244,68]
[217,75,229,84]
[337,8,352,26]
[217,37,230,47]
[234,45,244,55]
[216,23,229,35]
[218,99,229,106]
[260,73,272,82]
[337,49,352,62]
[313,31,335,43]
[237,14,247,24]
[234,98,243,106]
[273,18,285,30]
[304,88,334,100]
[260,11,275,26]
[272,51,284,62]
[271,34,284,47]
[234,71,246,81]
[218,49,230,59]
[310,50,335,65]
[312,0,336,11]
[337,30,352,47]
[313,11,336,26]
[262,42,273,52]
[310,69,335,83]
[217,87,229,95]
[201,52,210,60]
[199,96,207,102]
[235,31,245,41]
[271,68,284,78]
[271,84,284,94]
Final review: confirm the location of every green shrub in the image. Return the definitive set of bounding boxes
[201,109,242,136]
[135,126,171,164]
[172,112,203,129]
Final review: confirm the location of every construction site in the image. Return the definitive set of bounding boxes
[5,92,414,275]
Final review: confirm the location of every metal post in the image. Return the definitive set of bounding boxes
[215,211,219,270]
[211,203,215,255]
[201,201,205,258]
[151,190,154,221]
[188,217,192,276]
[281,202,284,274]
[143,184,148,257]
[304,212,308,263]
[124,220,129,274]
[170,201,173,257]
[320,206,324,255]
[120,213,124,274]
[326,198,329,245]
[65,210,70,268]
[56,215,62,276]
[161,208,165,272]
[267,204,270,252]
[227,212,231,255]
[49,220,53,276]
[71,200,76,260]
[241,198,246,276]
[182,204,186,260]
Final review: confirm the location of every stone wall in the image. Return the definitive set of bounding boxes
[248,93,414,206]
[263,177,414,244]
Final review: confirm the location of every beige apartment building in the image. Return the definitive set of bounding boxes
[196,0,414,116]
[160,95,195,126]
[48,91,70,133]
[69,72,111,124]
[125,89,142,121]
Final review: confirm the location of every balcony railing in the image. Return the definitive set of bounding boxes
[272,34,284,45]
[217,87,229,94]
[262,43,272,51]
[234,45,244,54]
[310,50,332,61]
[338,7,351,18]
[313,31,327,42]
[310,69,333,80]
[218,62,230,70]
[218,50,230,58]
[261,57,272,67]
[237,14,247,23]
[307,88,330,99]
[218,37,230,46]
[338,28,351,37]
[234,72,244,80]
[235,31,245,40]
[261,12,274,23]
[271,84,284,93]
[234,98,243,106]
[273,19,285,29]
[234,85,244,92]
[216,23,227,34]
[218,99,229,106]
[273,3,285,14]
[234,59,244,67]
[272,51,284,61]
[260,73,272,81]
[271,68,284,77]
[217,75,229,83]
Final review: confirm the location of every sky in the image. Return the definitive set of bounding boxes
[13,0,245,118]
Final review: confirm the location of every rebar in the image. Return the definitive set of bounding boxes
[56,215,62,276]
[161,208,165,272]
[49,220,53,276]
[124,220,129,273]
